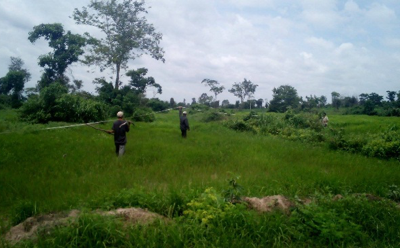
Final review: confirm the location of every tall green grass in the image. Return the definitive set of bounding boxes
[1,109,400,246]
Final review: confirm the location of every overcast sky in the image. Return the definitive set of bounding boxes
[1,0,400,104]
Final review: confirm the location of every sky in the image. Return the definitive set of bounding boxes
[1,0,400,104]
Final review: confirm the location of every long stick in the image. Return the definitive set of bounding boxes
[85,123,112,134]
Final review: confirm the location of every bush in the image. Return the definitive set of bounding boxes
[224,120,256,133]
[19,83,107,123]
[107,105,122,118]
[183,187,236,226]
[132,107,155,122]
[202,111,226,122]
[361,125,400,159]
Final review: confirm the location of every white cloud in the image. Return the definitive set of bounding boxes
[0,0,399,103]
[305,37,335,49]
[366,3,396,23]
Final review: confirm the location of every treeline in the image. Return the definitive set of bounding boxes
[1,0,399,123]
[190,83,400,117]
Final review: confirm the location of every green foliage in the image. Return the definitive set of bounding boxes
[2,110,400,246]
[28,23,86,90]
[132,107,155,122]
[10,201,38,226]
[222,175,244,203]
[33,214,126,247]
[127,68,161,95]
[73,0,165,89]
[228,78,257,104]
[183,188,236,226]
[0,57,31,108]
[202,110,226,122]
[361,125,400,159]
[19,83,107,123]
[289,199,366,246]
[224,111,400,160]
[223,119,256,133]
[189,103,209,114]
[146,98,169,112]
[387,184,400,202]
[269,85,300,112]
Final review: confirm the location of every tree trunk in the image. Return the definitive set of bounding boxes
[114,63,121,90]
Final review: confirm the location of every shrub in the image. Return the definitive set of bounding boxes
[243,110,258,121]
[183,187,236,226]
[107,105,122,118]
[224,120,256,133]
[361,125,400,159]
[202,111,226,122]
[19,83,107,123]
[387,184,400,202]
[132,107,155,122]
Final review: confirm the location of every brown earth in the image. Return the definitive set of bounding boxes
[243,195,294,213]
[5,208,164,245]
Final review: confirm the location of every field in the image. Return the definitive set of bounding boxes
[1,109,400,247]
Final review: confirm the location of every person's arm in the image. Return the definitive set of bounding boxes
[178,106,182,117]
[186,119,190,131]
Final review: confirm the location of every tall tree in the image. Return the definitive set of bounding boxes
[228,78,258,103]
[331,91,341,109]
[386,91,396,102]
[126,68,161,95]
[198,93,213,105]
[221,99,230,107]
[28,23,86,90]
[73,0,165,90]
[256,98,264,108]
[268,85,300,112]
[8,57,31,81]
[201,78,225,101]
[169,98,176,108]
[0,57,31,108]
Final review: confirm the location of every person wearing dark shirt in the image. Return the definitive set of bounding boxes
[107,111,131,156]
[178,106,190,138]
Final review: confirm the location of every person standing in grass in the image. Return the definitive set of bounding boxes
[322,113,329,127]
[178,106,190,138]
[107,111,131,156]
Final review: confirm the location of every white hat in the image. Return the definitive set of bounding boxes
[117,111,124,117]
[183,111,187,114]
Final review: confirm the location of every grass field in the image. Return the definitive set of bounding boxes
[1,109,400,247]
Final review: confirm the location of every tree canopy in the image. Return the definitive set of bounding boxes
[73,0,165,90]
[228,78,258,103]
[269,85,300,112]
[127,68,161,95]
[28,23,86,90]
[0,57,31,108]
[201,79,225,101]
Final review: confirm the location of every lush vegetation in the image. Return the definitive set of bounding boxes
[0,0,400,246]
[1,109,400,247]
[223,109,400,160]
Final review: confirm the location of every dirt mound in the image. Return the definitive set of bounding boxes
[5,210,80,244]
[101,207,165,225]
[5,208,163,244]
[243,195,294,213]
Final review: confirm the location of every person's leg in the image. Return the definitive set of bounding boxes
[118,145,125,156]
[115,144,120,156]
[182,129,187,138]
